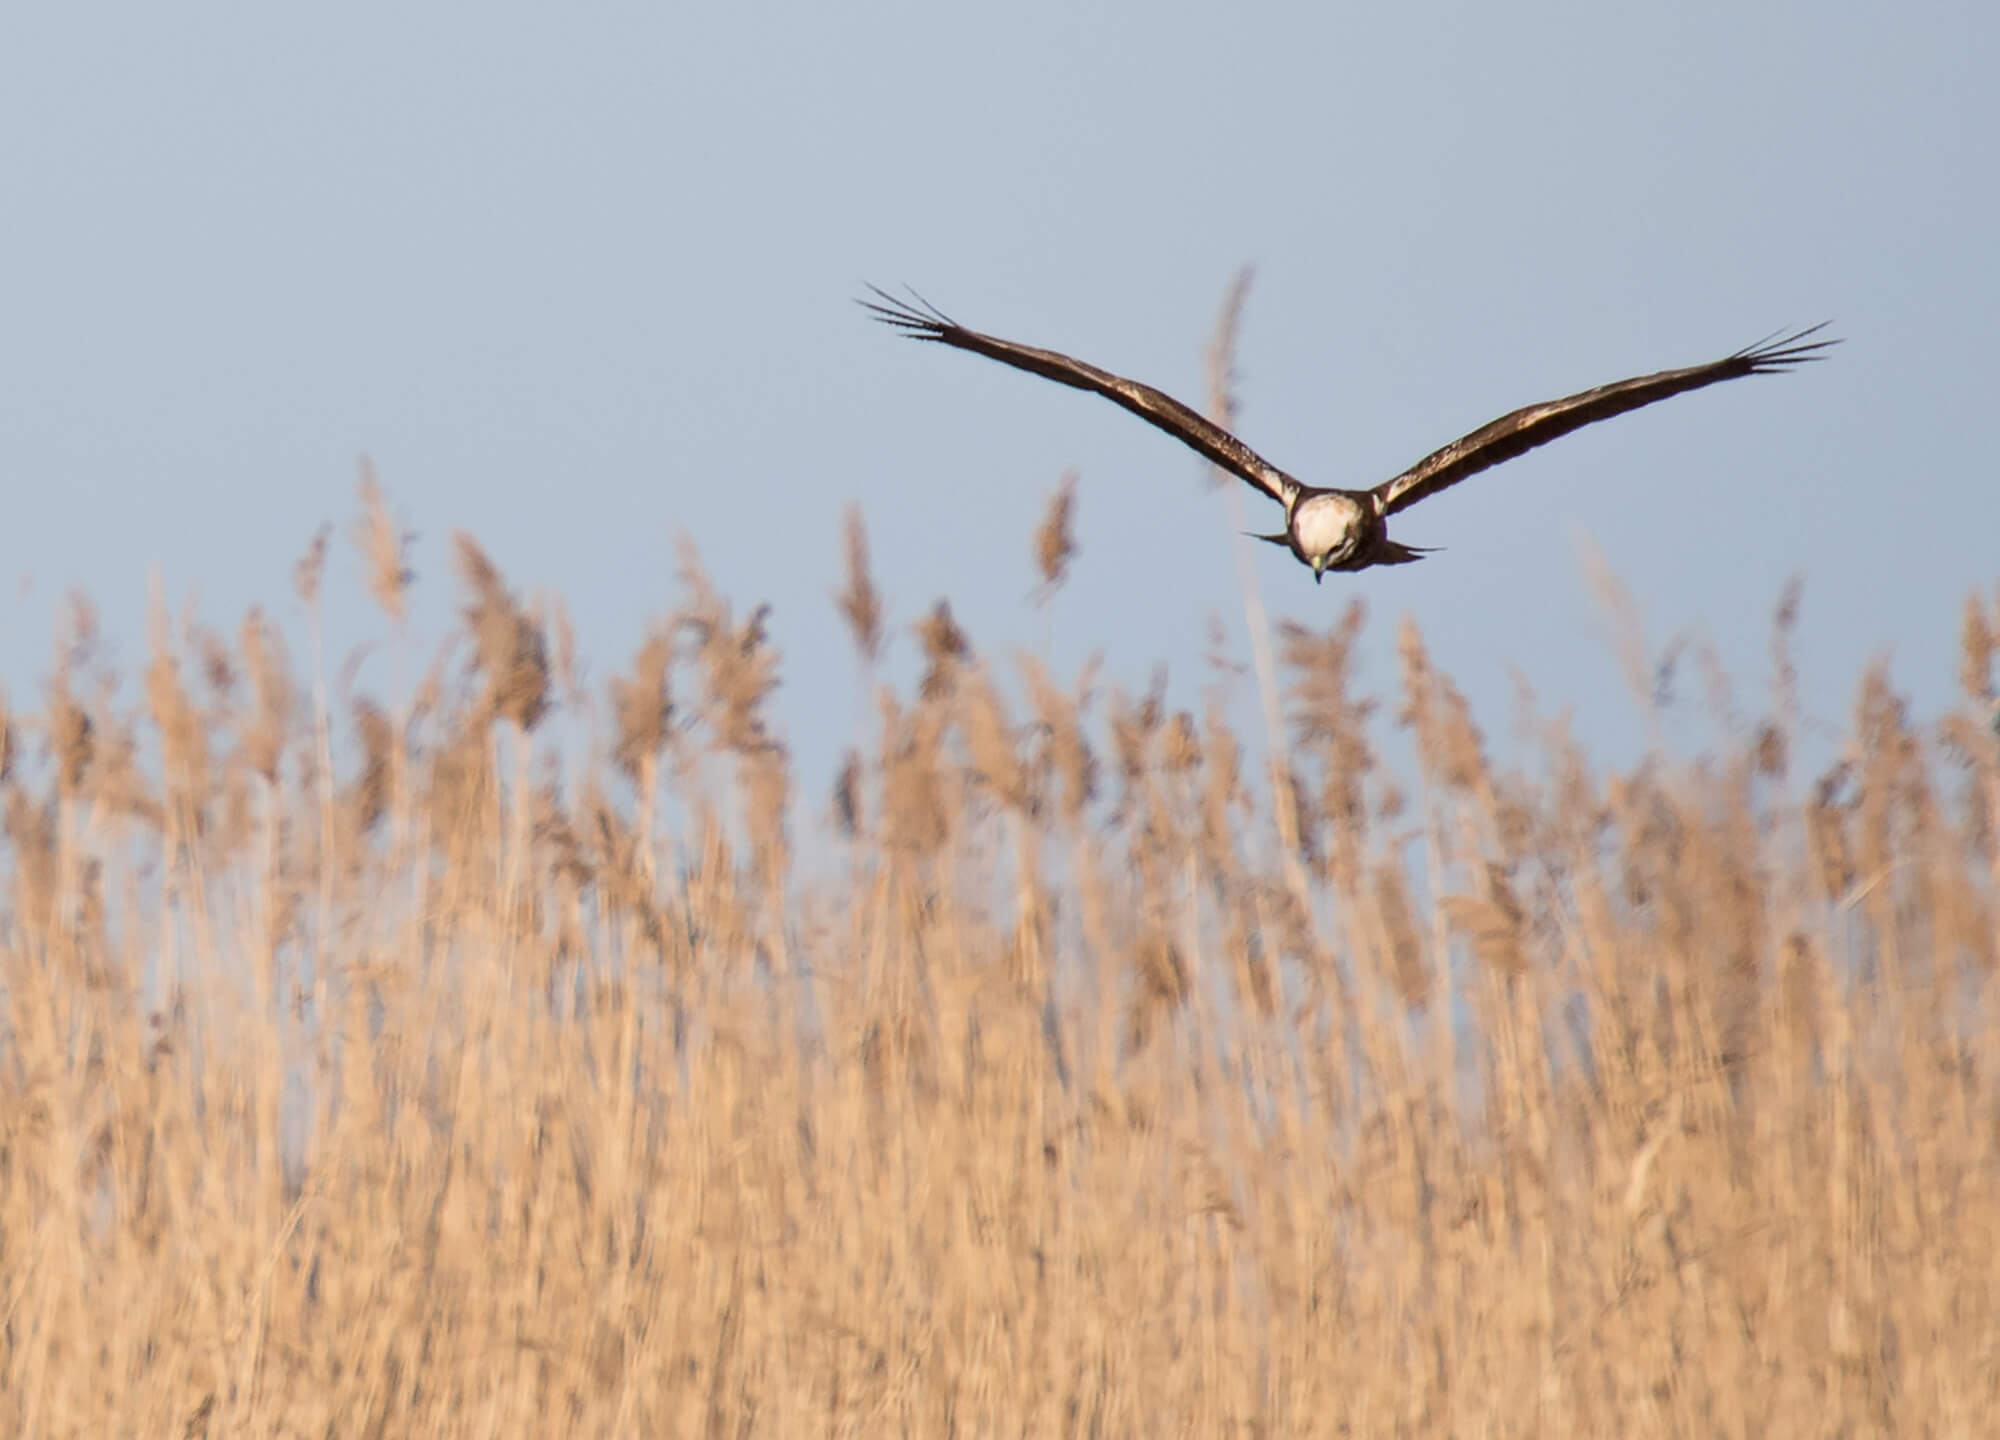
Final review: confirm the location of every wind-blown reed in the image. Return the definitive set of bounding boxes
[1,489,1995,1436]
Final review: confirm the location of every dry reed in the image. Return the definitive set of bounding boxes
[0,487,1996,1439]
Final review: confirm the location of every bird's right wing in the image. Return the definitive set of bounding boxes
[1372,324,1838,517]
[861,286,1303,509]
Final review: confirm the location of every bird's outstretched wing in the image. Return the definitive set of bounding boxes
[861,286,1303,508]
[1372,324,1839,517]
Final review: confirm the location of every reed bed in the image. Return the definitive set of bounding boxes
[2,474,1997,1436]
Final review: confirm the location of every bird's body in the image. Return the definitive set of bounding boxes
[861,287,1836,581]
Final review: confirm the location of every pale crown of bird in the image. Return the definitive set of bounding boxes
[1293,492,1366,560]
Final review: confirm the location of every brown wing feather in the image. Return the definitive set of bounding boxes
[861,286,1303,508]
[1372,324,1838,518]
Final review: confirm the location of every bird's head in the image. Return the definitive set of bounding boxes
[1292,492,1365,584]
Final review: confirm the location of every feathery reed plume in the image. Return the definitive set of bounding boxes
[61,589,100,671]
[93,706,155,827]
[1777,929,1825,1058]
[1961,591,1995,704]
[426,700,498,871]
[546,593,583,712]
[1124,928,1189,1054]
[1280,599,1374,884]
[452,533,551,732]
[1162,709,1199,776]
[354,458,414,626]
[1753,719,1788,780]
[48,596,98,797]
[194,624,234,702]
[293,523,330,609]
[582,779,666,953]
[832,747,863,838]
[958,666,1026,811]
[1851,663,1910,900]
[1806,762,1855,904]
[1198,700,1243,854]
[1397,614,1489,795]
[677,539,782,757]
[145,585,209,837]
[1941,595,2000,861]
[50,682,93,797]
[834,504,884,664]
[5,784,57,937]
[1441,865,1526,977]
[532,778,593,886]
[876,692,947,858]
[1021,655,1097,824]
[609,627,674,787]
[1769,575,1804,740]
[1107,669,1166,801]
[239,607,292,784]
[1372,860,1430,1007]
[916,599,969,702]
[1033,471,1079,597]
[676,539,790,888]
[347,697,394,835]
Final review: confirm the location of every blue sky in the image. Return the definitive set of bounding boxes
[2,2,1993,800]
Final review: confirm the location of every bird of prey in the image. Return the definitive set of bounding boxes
[861,286,1835,581]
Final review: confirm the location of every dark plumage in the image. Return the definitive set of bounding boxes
[862,286,1837,581]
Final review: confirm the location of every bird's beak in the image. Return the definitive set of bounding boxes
[1312,555,1327,584]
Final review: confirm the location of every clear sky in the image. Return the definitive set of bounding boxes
[3,2,1993,798]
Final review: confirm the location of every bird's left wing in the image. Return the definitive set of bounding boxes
[862,286,1302,508]
[1372,324,1838,518]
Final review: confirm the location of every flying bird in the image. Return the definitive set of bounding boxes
[860,286,1836,581]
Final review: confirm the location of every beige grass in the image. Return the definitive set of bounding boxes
[2,485,1998,1438]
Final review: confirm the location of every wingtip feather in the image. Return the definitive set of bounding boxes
[857,283,958,338]
[1737,321,1842,372]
